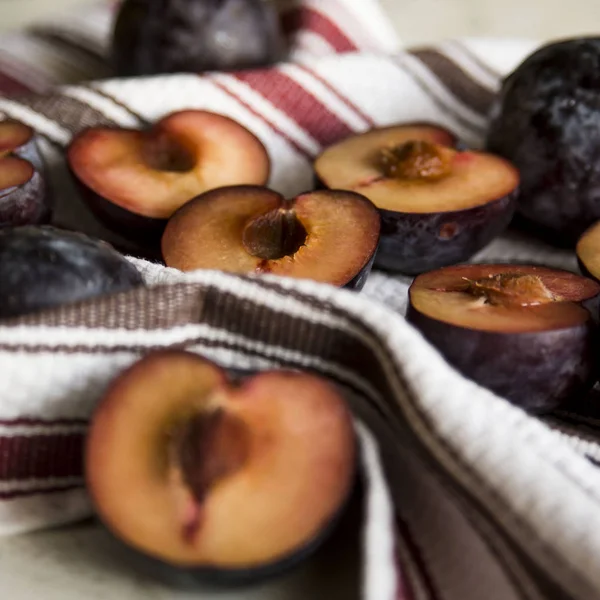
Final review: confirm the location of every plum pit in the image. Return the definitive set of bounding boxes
[242,207,307,261]
[378,140,452,181]
[459,273,558,308]
[168,407,250,545]
[142,133,196,173]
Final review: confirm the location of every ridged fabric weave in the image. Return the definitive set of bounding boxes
[1,2,600,599]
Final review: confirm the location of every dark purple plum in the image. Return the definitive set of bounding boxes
[487,37,600,245]
[407,264,600,413]
[0,119,50,227]
[161,186,380,291]
[314,124,519,275]
[111,0,285,77]
[0,226,143,320]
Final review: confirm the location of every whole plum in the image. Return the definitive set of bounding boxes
[111,0,285,77]
[0,226,143,319]
[487,38,600,245]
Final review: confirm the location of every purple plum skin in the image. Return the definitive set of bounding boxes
[406,302,600,413]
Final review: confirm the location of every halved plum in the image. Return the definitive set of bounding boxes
[67,110,270,243]
[0,119,50,227]
[314,124,519,275]
[407,264,600,413]
[161,185,380,290]
[577,220,600,282]
[85,351,356,583]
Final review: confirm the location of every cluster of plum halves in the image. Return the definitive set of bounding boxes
[3,32,600,587]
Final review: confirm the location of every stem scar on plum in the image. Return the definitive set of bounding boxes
[242,203,308,264]
[439,273,561,307]
[377,140,452,181]
[167,407,250,545]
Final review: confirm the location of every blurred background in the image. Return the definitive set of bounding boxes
[2,0,600,42]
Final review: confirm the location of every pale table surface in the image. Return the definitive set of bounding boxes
[1,0,599,597]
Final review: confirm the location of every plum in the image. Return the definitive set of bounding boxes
[407,263,600,413]
[315,124,518,275]
[111,0,285,77]
[487,37,600,245]
[67,110,270,247]
[0,226,143,320]
[577,220,600,281]
[85,350,356,583]
[161,185,380,290]
[0,119,50,227]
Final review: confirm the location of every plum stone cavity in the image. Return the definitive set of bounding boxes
[0,226,143,319]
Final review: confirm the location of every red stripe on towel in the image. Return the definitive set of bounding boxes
[282,7,359,53]
[232,68,355,149]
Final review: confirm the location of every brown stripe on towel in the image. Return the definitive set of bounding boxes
[0,433,83,480]
[0,418,88,427]
[408,48,496,116]
[390,54,484,134]
[448,40,504,80]
[0,282,208,330]
[16,91,116,137]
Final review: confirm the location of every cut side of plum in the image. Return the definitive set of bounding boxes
[161,185,380,290]
[577,220,600,282]
[67,110,270,240]
[0,157,34,190]
[0,120,35,154]
[407,264,600,412]
[315,124,457,190]
[0,119,50,227]
[314,124,518,274]
[85,351,356,580]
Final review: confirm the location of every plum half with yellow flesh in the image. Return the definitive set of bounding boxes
[407,264,600,413]
[576,221,600,282]
[67,110,270,242]
[314,124,519,275]
[161,185,380,290]
[85,351,356,583]
[0,119,50,227]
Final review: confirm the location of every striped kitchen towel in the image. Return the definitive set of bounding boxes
[1,1,600,599]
